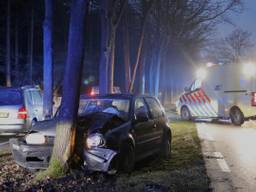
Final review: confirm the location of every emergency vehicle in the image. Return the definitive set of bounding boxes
[176,63,256,125]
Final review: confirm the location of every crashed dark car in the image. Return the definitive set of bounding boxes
[10,94,172,173]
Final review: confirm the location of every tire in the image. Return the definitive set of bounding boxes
[160,134,171,159]
[119,143,135,173]
[230,107,244,126]
[181,106,191,120]
[31,119,37,127]
[107,155,118,175]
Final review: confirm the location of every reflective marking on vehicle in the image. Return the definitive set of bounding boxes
[194,92,212,116]
[185,95,200,116]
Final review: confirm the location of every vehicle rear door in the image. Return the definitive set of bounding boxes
[25,89,43,121]
[133,97,155,157]
[144,97,164,149]
[0,89,24,125]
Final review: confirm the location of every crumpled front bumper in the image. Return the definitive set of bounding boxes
[9,138,52,170]
[10,138,118,173]
[84,147,117,172]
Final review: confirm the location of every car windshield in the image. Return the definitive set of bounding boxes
[79,98,130,120]
[0,90,22,105]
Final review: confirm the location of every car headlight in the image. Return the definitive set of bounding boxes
[86,134,105,149]
[25,133,46,145]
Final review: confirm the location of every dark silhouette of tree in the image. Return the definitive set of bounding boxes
[6,0,11,87]
[43,0,53,119]
[46,0,87,175]
[205,29,253,64]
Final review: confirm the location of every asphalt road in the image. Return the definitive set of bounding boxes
[197,121,256,192]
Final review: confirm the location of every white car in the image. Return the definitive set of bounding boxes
[0,86,43,133]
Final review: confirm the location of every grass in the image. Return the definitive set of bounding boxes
[35,158,66,181]
[113,121,210,192]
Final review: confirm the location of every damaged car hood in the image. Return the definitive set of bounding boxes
[79,112,125,135]
[32,112,125,137]
[31,119,57,137]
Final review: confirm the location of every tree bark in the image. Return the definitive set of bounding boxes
[128,22,146,93]
[15,19,19,85]
[108,29,116,93]
[29,5,34,84]
[128,0,153,93]
[43,0,53,119]
[6,0,11,87]
[99,0,109,95]
[123,12,131,93]
[48,0,87,173]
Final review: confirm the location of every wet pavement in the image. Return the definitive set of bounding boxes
[197,121,256,191]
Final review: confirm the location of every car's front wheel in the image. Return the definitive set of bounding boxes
[181,106,191,120]
[119,143,135,173]
[160,134,171,159]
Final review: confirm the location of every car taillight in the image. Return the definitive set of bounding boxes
[251,92,256,106]
[18,107,28,119]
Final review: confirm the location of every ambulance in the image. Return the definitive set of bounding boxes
[176,63,256,125]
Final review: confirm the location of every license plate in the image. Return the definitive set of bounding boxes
[0,112,9,118]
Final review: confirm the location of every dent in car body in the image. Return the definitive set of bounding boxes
[84,147,117,172]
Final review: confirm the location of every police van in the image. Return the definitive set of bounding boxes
[176,63,256,125]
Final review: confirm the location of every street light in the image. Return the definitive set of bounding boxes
[242,62,256,79]
[196,67,207,80]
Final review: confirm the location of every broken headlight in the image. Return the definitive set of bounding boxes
[86,134,105,149]
[25,133,46,145]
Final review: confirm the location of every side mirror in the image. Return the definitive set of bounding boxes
[135,111,149,122]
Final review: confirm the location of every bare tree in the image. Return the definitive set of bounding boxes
[43,0,54,119]
[205,29,253,64]
[45,0,87,176]
[6,0,11,87]
[225,29,253,63]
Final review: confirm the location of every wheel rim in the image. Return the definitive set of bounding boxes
[231,109,242,124]
[181,108,190,120]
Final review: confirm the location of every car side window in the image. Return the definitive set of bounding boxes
[190,79,202,92]
[31,90,42,105]
[24,90,33,105]
[134,98,149,118]
[145,98,164,119]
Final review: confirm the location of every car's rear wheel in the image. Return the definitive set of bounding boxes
[119,143,135,173]
[230,107,244,126]
[181,106,191,120]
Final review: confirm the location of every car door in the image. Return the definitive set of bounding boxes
[29,89,43,121]
[144,97,164,150]
[133,97,155,158]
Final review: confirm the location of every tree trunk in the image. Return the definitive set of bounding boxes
[99,0,109,95]
[123,12,131,93]
[43,0,53,119]
[6,0,11,87]
[15,19,19,85]
[29,5,34,84]
[108,29,116,93]
[128,23,146,93]
[155,52,161,98]
[48,0,87,174]
[149,56,155,96]
[141,57,146,95]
